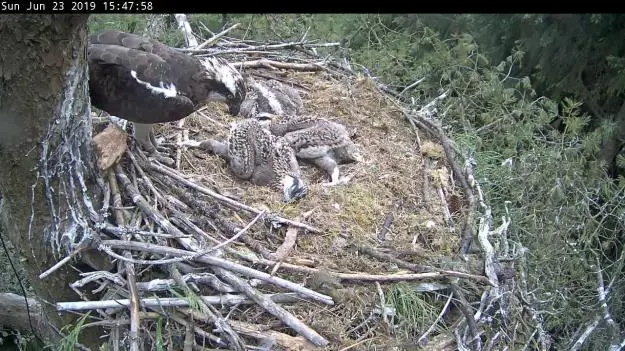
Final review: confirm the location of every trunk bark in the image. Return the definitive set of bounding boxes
[0,14,103,348]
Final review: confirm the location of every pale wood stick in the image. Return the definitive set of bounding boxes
[213,267,329,347]
[101,239,334,306]
[57,292,310,311]
[147,160,322,233]
[108,168,140,351]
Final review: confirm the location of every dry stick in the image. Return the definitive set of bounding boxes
[417,292,454,345]
[376,203,396,242]
[405,112,474,255]
[175,118,186,170]
[249,71,312,91]
[147,160,321,233]
[174,14,199,48]
[194,23,241,50]
[181,239,490,285]
[57,293,309,311]
[170,265,246,351]
[115,164,203,253]
[437,182,456,231]
[468,158,501,291]
[108,169,140,351]
[103,224,192,239]
[184,322,193,351]
[267,209,314,262]
[227,320,316,350]
[100,213,260,266]
[422,158,432,209]
[39,246,87,279]
[450,283,480,350]
[167,312,227,348]
[354,245,490,284]
[101,239,334,306]
[213,267,329,347]
[233,59,324,71]
[182,40,340,54]
[335,271,492,284]
[135,273,235,293]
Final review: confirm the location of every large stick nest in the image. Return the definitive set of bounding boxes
[48,24,511,351]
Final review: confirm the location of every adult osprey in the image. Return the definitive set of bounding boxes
[87,30,247,159]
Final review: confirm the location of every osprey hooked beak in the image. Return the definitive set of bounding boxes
[228,100,242,116]
[227,79,246,116]
[281,175,308,203]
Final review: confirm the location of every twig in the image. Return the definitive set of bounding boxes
[228,320,316,350]
[57,292,311,312]
[194,23,241,50]
[417,292,454,345]
[398,77,426,97]
[469,157,501,291]
[181,40,340,54]
[175,119,186,170]
[450,283,480,350]
[437,181,456,231]
[376,204,396,242]
[213,267,329,347]
[114,164,202,253]
[570,316,601,351]
[592,257,620,345]
[353,245,490,284]
[99,213,259,266]
[335,271,493,285]
[170,264,245,351]
[135,273,235,293]
[102,224,192,239]
[39,246,88,279]
[267,209,314,262]
[232,59,324,71]
[100,239,334,305]
[174,14,199,48]
[147,160,321,233]
[108,169,141,351]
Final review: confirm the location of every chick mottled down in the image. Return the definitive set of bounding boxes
[239,77,304,119]
[181,119,308,203]
[261,114,364,186]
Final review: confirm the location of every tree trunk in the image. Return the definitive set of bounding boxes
[0,14,104,348]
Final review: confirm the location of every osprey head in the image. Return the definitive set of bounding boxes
[280,174,308,203]
[198,57,247,115]
[273,139,308,203]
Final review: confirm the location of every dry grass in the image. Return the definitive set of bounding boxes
[152,70,463,348]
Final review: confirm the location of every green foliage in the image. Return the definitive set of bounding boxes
[56,313,90,351]
[155,317,164,351]
[384,284,447,337]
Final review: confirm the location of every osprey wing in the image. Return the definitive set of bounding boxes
[88,43,195,124]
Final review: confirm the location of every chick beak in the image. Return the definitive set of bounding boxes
[283,185,308,203]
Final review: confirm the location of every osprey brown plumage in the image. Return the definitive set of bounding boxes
[87,30,247,159]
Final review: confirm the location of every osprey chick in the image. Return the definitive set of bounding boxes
[262,114,363,186]
[87,30,247,164]
[182,119,308,203]
[239,77,303,119]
